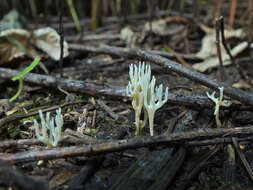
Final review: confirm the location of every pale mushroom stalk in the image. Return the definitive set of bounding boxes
[126,62,168,136]
[34,108,63,148]
[140,75,168,136]
[206,87,232,127]
[126,63,148,135]
[132,88,144,135]
[140,108,148,130]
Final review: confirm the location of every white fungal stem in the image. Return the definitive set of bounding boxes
[206,87,232,127]
[126,62,168,136]
[34,108,63,147]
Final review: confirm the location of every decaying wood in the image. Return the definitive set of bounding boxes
[109,148,175,190]
[110,112,187,190]
[0,139,41,149]
[66,124,127,190]
[178,146,220,190]
[69,44,253,106]
[232,137,253,182]
[223,144,236,184]
[1,126,253,164]
[148,147,186,190]
[1,130,251,150]
[0,160,49,190]
[66,156,105,190]
[186,136,253,147]
[0,67,125,98]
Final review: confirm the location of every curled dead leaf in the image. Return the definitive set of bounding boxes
[0,27,69,65]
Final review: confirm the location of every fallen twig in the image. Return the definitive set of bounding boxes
[0,139,40,149]
[2,126,253,164]
[216,16,225,81]
[0,67,252,120]
[220,17,253,87]
[97,99,119,120]
[68,44,253,106]
[0,67,125,98]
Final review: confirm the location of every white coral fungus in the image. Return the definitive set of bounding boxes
[126,62,168,136]
[34,108,63,147]
[206,87,232,127]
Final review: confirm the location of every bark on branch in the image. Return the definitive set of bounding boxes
[1,126,253,164]
[69,44,253,105]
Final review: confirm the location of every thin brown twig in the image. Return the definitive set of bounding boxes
[220,16,253,87]
[220,16,234,63]
[216,16,225,82]
[164,45,190,67]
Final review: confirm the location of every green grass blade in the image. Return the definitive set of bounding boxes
[9,79,24,102]
[12,57,41,81]
[66,0,82,33]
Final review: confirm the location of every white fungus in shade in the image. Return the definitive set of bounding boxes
[126,62,168,136]
[34,108,63,147]
[206,87,232,127]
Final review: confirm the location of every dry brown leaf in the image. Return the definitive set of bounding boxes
[0,27,69,65]
[0,29,37,64]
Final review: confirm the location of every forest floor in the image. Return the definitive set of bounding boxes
[0,4,253,190]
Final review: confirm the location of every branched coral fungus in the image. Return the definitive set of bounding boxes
[34,108,63,148]
[206,87,232,127]
[126,62,168,136]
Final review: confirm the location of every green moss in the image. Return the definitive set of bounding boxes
[89,128,99,137]
[7,125,22,139]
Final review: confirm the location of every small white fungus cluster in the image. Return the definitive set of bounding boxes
[206,87,232,127]
[126,62,168,136]
[34,108,63,147]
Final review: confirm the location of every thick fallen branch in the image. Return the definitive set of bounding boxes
[0,67,252,115]
[1,126,253,164]
[69,44,253,106]
[0,67,124,97]
[0,139,40,149]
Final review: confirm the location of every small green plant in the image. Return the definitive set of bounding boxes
[89,128,99,137]
[9,57,40,102]
[66,0,82,33]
